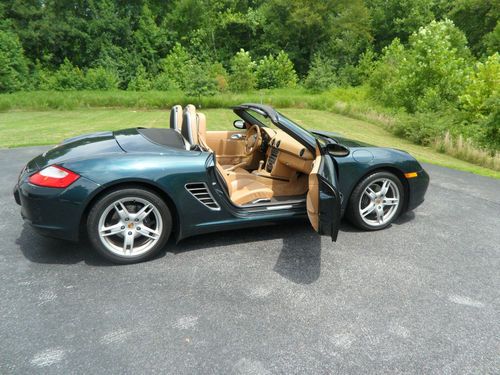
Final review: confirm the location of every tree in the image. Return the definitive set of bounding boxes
[0,30,28,92]
[366,0,437,51]
[85,67,119,90]
[49,58,86,90]
[184,61,218,98]
[229,49,256,92]
[447,0,500,56]
[304,54,337,92]
[160,43,193,90]
[127,64,152,91]
[256,51,298,89]
[369,19,472,112]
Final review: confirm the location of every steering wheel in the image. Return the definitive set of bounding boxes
[245,124,262,156]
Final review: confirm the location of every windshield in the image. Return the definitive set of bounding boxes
[277,112,323,146]
[236,106,325,149]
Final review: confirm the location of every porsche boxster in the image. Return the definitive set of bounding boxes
[14,104,429,263]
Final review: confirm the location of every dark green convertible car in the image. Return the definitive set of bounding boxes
[14,104,429,264]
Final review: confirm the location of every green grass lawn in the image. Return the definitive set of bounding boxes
[1,108,498,178]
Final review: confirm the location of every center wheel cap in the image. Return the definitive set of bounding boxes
[128,223,134,229]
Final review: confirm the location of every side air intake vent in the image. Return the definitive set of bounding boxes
[185,183,220,210]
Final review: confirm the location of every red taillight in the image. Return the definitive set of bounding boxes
[29,165,80,188]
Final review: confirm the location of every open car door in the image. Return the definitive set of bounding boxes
[306,143,341,241]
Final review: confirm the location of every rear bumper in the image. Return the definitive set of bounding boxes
[14,177,99,241]
[406,168,430,211]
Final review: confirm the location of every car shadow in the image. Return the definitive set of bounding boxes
[16,223,115,267]
[17,214,415,283]
[174,220,322,284]
[17,219,324,283]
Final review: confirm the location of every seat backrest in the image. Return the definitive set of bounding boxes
[196,112,212,152]
[182,104,198,145]
[169,105,183,131]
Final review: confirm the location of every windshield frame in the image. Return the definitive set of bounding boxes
[233,104,321,152]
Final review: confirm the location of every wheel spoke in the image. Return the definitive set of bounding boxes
[383,197,399,206]
[365,187,377,200]
[100,223,124,237]
[137,225,160,239]
[361,202,376,217]
[114,201,129,221]
[380,180,390,196]
[135,203,153,221]
[123,232,135,253]
[376,206,384,223]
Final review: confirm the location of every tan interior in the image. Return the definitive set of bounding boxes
[205,131,247,165]
[306,147,322,232]
[182,105,317,207]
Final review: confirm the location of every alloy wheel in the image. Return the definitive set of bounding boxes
[97,197,163,257]
[358,178,400,227]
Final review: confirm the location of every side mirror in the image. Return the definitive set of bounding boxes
[233,119,245,130]
[325,143,350,157]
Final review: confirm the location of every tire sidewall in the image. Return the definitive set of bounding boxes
[347,171,405,231]
[87,187,172,264]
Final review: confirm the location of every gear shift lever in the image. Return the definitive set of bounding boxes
[258,160,264,172]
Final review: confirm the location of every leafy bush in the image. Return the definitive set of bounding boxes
[0,30,28,92]
[183,61,218,98]
[49,58,86,90]
[85,67,119,90]
[304,54,337,92]
[459,53,500,150]
[459,53,499,120]
[151,73,176,91]
[369,19,471,113]
[229,49,256,92]
[209,62,229,93]
[127,64,152,91]
[160,43,192,90]
[256,51,298,89]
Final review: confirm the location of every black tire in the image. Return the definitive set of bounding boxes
[87,187,172,264]
[346,171,405,231]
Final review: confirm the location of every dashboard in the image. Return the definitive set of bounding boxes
[260,128,314,176]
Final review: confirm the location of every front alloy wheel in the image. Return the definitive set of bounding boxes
[347,171,404,231]
[88,188,172,264]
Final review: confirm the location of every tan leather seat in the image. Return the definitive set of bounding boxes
[216,164,273,205]
[170,105,183,131]
[193,109,272,205]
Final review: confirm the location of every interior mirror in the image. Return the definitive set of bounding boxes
[233,119,245,130]
[325,143,350,157]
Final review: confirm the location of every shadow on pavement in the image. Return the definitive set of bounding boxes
[16,214,415,283]
[16,224,114,267]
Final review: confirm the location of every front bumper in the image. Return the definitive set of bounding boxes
[406,168,430,211]
[14,176,100,241]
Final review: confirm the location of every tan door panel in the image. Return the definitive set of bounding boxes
[306,149,322,232]
[206,131,247,165]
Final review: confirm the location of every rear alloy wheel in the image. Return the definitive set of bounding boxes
[347,171,404,231]
[87,188,172,264]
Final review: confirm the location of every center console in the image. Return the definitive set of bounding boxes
[266,147,279,173]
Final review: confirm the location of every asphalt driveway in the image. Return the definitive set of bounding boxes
[1,146,499,374]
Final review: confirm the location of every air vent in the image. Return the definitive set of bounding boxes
[299,148,305,157]
[185,183,220,210]
[276,140,281,148]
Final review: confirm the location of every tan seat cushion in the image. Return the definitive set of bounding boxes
[230,178,273,205]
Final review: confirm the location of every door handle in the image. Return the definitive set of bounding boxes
[230,134,244,140]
